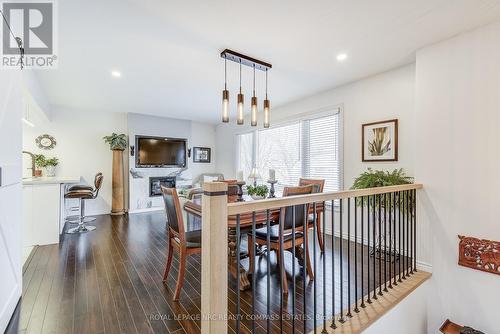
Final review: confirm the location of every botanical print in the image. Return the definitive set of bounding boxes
[362,119,398,161]
[368,126,391,156]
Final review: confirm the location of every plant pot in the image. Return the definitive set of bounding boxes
[251,195,265,200]
[45,165,56,177]
[34,170,42,177]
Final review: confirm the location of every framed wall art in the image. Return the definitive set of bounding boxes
[193,147,211,163]
[362,119,398,162]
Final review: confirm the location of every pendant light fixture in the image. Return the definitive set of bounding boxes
[220,49,271,127]
[263,68,270,128]
[237,60,244,125]
[251,64,257,126]
[222,55,229,123]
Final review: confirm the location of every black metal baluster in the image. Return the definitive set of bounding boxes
[354,197,359,313]
[322,202,327,334]
[346,198,352,318]
[372,195,377,301]
[280,208,284,334]
[361,197,366,308]
[303,204,308,333]
[338,199,345,323]
[409,190,413,276]
[402,191,407,280]
[406,190,410,278]
[313,202,317,332]
[388,193,393,289]
[414,189,417,272]
[292,206,296,334]
[393,192,397,287]
[367,196,372,304]
[266,209,271,332]
[236,214,241,334]
[330,200,336,329]
[378,194,382,296]
[252,211,257,333]
[383,193,388,293]
[398,191,402,283]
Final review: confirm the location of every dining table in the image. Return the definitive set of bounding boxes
[183,193,324,291]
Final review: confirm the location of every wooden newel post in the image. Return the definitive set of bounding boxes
[201,182,228,334]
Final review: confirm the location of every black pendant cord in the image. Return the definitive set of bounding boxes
[265,68,268,100]
[253,64,256,97]
[0,9,24,69]
[239,60,242,94]
[224,55,227,90]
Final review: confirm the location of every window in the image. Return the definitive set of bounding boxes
[237,109,342,192]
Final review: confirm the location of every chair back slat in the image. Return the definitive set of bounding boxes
[161,186,185,240]
[281,185,314,231]
[299,178,325,193]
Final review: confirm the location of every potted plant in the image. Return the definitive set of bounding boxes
[34,154,46,177]
[44,157,59,177]
[247,184,269,200]
[103,133,127,215]
[103,133,127,151]
[351,168,414,213]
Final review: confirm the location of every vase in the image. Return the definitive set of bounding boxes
[251,195,265,200]
[45,165,56,177]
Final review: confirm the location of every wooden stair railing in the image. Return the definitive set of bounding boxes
[201,183,424,334]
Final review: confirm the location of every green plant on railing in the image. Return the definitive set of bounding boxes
[351,168,414,214]
[103,133,127,150]
[247,184,269,198]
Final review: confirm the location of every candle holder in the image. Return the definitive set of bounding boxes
[236,181,245,202]
[267,180,277,198]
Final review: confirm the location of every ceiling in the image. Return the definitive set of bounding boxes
[35,0,500,123]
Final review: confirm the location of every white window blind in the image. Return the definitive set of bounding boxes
[256,122,302,191]
[237,109,341,193]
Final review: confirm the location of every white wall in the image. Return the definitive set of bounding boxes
[128,113,216,212]
[216,64,416,189]
[364,280,430,334]
[23,107,128,215]
[415,21,500,333]
[0,71,23,332]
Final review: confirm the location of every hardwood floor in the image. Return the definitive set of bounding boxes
[7,212,407,334]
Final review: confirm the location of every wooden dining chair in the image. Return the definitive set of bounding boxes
[299,178,326,252]
[161,186,201,301]
[247,185,315,294]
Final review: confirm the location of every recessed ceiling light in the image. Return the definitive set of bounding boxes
[111,70,121,78]
[336,53,348,62]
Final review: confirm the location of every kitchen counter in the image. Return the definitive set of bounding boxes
[23,176,82,246]
[22,176,81,185]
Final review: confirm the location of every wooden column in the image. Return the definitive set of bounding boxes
[201,182,228,334]
[111,149,125,215]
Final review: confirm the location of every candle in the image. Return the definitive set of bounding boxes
[269,169,276,181]
[237,170,244,182]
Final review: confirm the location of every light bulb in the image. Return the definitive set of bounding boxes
[237,93,244,125]
[263,99,270,128]
[222,89,229,122]
[251,96,257,126]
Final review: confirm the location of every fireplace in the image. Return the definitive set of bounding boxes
[149,176,176,197]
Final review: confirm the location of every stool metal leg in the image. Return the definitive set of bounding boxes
[67,199,96,234]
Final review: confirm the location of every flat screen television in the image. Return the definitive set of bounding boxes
[135,135,187,168]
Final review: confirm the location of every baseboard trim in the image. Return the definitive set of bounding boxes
[129,207,164,214]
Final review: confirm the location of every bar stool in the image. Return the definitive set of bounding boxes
[66,173,102,224]
[65,174,103,234]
